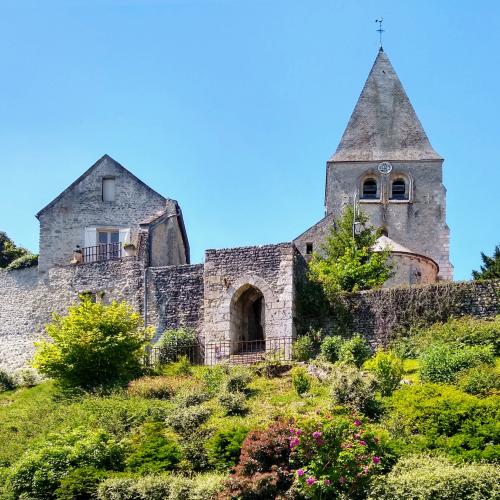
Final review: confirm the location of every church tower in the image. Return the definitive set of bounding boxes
[324,48,453,280]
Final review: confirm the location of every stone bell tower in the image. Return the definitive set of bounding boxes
[325,48,453,280]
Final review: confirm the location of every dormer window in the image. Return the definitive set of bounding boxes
[391,178,407,200]
[102,177,116,202]
[361,178,378,199]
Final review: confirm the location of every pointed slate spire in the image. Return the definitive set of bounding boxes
[331,49,441,162]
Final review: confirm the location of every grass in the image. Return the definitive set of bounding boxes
[402,359,420,384]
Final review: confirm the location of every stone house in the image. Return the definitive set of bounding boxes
[0,48,460,371]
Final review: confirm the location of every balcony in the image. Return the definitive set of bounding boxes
[81,242,122,264]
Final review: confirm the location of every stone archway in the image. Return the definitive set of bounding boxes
[230,284,265,353]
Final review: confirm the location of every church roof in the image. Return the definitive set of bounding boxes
[372,235,414,254]
[330,49,442,162]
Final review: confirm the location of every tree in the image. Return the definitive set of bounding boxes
[33,297,153,389]
[308,206,391,299]
[472,245,500,280]
[0,231,27,268]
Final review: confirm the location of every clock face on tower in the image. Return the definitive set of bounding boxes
[378,161,393,174]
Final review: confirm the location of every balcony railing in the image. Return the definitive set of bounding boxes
[82,242,122,263]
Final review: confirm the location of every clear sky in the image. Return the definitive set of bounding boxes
[0,0,498,280]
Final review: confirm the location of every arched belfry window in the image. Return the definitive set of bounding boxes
[391,178,407,200]
[361,178,378,199]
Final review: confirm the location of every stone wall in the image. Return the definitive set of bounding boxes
[146,264,204,341]
[305,279,499,347]
[0,260,144,372]
[203,243,295,344]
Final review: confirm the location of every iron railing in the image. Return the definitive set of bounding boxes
[82,243,122,263]
[146,337,294,367]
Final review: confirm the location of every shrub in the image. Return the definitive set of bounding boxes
[157,327,198,364]
[174,388,210,407]
[8,428,125,499]
[169,356,192,376]
[416,315,500,355]
[339,334,372,367]
[419,343,494,383]
[218,391,248,416]
[293,334,317,361]
[127,376,175,399]
[221,421,293,499]
[206,425,249,471]
[291,366,311,396]
[33,298,153,389]
[383,383,500,461]
[54,466,109,500]
[364,350,404,396]
[320,335,343,363]
[290,412,386,499]
[330,365,378,416]
[180,430,211,472]
[225,367,252,393]
[201,365,227,395]
[126,423,182,474]
[165,405,211,436]
[12,367,42,387]
[368,455,500,500]
[0,369,15,391]
[6,253,38,270]
[458,364,500,396]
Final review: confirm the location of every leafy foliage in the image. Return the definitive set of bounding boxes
[364,350,404,396]
[293,334,318,361]
[383,383,500,461]
[54,467,109,500]
[291,366,311,396]
[33,297,153,389]
[320,335,343,363]
[0,369,15,392]
[419,343,494,383]
[339,334,372,367]
[308,206,392,298]
[165,405,211,436]
[127,376,175,399]
[157,327,198,364]
[224,367,252,393]
[458,364,500,396]
[206,425,249,471]
[218,391,248,416]
[472,244,500,280]
[6,252,38,270]
[0,231,28,268]
[368,454,500,500]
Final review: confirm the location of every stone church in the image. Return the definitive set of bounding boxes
[0,48,453,371]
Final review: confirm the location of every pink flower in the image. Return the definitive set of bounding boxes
[289,437,300,448]
[354,433,361,439]
[354,419,362,427]
[324,479,332,486]
[296,429,302,436]
[312,431,322,439]
[339,476,346,484]
[359,440,366,446]
[364,466,369,474]
[372,456,381,464]
[315,438,325,446]
[306,477,316,485]
[297,469,305,477]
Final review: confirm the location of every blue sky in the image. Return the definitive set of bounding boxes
[0,0,498,280]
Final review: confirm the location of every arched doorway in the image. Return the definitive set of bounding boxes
[230,285,265,353]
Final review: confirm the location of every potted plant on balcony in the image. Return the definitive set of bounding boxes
[123,242,136,257]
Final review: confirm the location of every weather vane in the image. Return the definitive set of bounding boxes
[375,18,384,49]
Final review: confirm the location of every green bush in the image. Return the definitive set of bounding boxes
[165,405,211,436]
[33,298,153,389]
[126,423,182,474]
[330,365,378,416]
[224,367,252,393]
[0,369,15,392]
[54,466,109,500]
[201,365,227,395]
[419,343,494,383]
[293,335,317,361]
[416,315,500,355]
[157,327,198,364]
[12,367,42,387]
[364,350,404,396]
[206,425,249,471]
[291,366,311,396]
[218,391,247,416]
[7,428,125,499]
[180,431,211,472]
[458,364,500,396]
[383,383,500,461]
[127,376,175,399]
[174,388,210,407]
[368,454,500,500]
[339,334,372,367]
[320,335,343,363]
[6,253,38,270]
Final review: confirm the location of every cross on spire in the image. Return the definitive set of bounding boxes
[375,18,384,49]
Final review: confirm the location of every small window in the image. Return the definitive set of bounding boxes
[362,178,378,199]
[102,177,115,202]
[391,178,407,200]
[306,243,313,255]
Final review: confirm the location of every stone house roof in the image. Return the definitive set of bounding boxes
[330,48,442,162]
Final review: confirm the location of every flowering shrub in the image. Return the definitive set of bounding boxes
[289,412,385,499]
